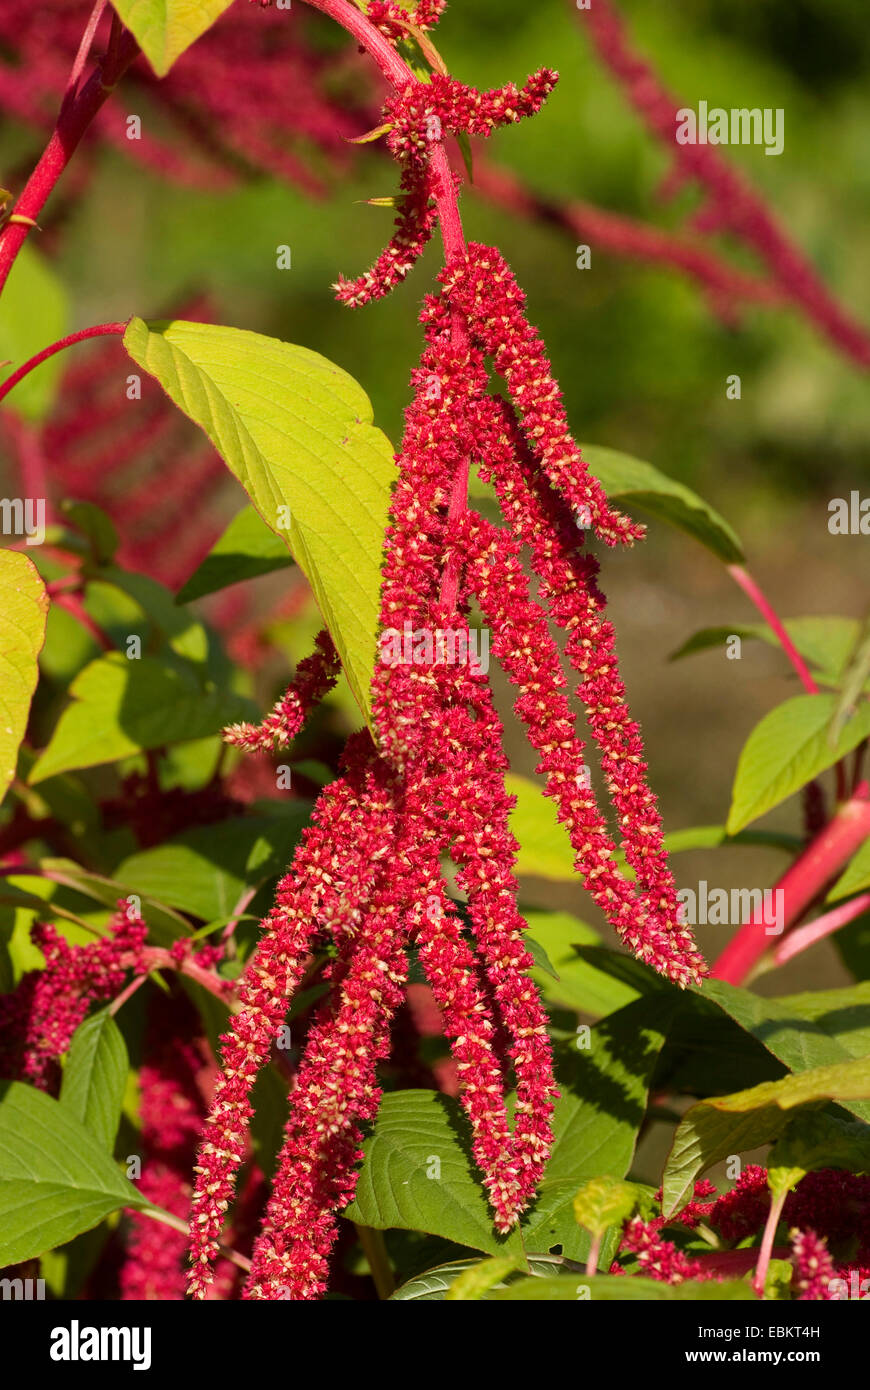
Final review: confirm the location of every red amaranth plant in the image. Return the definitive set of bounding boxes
[0,0,868,1330]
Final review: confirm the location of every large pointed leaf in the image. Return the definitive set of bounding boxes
[60,1009,128,1152]
[727,694,870,834]
[700,979,870,1123]
[0,551,48,805]
[0,1081,150,1265]
[347,995,677,1257]
[109,0,235,76]
[123,318,394,727]
[521,994,679,1258]
[582,445,743,563]
[28,652,256,783]
[662,1057,870,1215]
[344,1089,525,1257]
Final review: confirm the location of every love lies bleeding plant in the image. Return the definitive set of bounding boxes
[0,0,869,1318]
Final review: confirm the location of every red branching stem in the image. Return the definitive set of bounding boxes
[0,29,139,295]
[773,891,870,966]
[727,564,819,697]
[300,0,470,599]
[711,788,870,984]
[0,323,128,408]
[140,947,235,1006]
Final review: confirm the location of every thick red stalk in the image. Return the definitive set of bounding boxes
[0,323,127,407]
[711,789,870,983]
[727,564,819,697]
[0,29,139,295]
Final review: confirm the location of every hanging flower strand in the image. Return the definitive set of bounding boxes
[187,0,705,1300]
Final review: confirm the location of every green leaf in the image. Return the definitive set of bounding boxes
[829,838,870,903]
[582,445,743,563]
[28,652,256,783]
[60,500,118,566]
[109,0,235,75]
[571,1176,653,1239]
[345,1090,524,1256]
[523,910,642,1017]
[59,1009,128,1152]
[28,858,190,945]
[115,810,311,921]
[0,551,48,805]
[507,773,574,881]
[524,933,560,980]
[444,1255,520,1300]
[772,982,870,1061]
[0,1080,150,1265]
[768,1109,870,1182]
[348,993,672,1258]
[662,1056,870,1216]
[700,979,870,1122]
[521,994,678,1259]
[0,244,68,420]
[727,694,870,834]
[487,1273,756,1301]
[92,568,209,663]
[123,318,394,727]
[176,505,295,603]
[670,617,860,684]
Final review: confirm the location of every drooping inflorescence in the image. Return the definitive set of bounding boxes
[187,5,706,1300]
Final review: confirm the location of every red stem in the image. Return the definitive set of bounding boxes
[711,787,870,984]
[0,28,139,296]
[0,323,127,408]
[727,564,819,696]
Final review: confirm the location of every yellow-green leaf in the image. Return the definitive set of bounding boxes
[123,318,394,728]
[0,551,48,806]
[110,0,235,76]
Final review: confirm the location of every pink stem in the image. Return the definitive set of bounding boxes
[139,947,236,1006]
[727,564,818,696]
[711,788,870,984]
[774,890,870,966]
[753,1187,788,1296]
[0,28,139,296]
[0,323,127,407]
